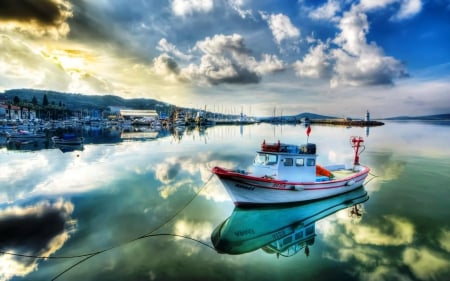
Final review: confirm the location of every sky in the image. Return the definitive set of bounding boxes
[0,0,449,117]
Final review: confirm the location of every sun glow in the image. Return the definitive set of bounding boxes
[43,46,94,72]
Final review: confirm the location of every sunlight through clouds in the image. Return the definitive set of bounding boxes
[0,0,448,117]
[0,0,73,39]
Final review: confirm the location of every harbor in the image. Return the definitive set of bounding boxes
[0,121,449,281]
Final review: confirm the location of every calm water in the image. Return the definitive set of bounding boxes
[0,121,449,281]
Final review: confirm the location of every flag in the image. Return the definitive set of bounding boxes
[306,125,311,136]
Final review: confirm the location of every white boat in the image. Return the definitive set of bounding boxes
[212,135,370,206]
[51,133,84,145]
[6,130,46,140]
[211,186,369,256]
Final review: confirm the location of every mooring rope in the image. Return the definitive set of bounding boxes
[364,171,379,186]
[0,173,216,280]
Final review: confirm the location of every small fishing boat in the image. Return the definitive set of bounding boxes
[57,144,84,153]
[51,133,84,145]
[212,131,370,206]
[211,186,369,255]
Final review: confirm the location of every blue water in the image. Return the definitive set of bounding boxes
[0,121,449,281]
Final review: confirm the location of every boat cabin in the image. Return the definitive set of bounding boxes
[263,224,315,257]
[252,141,318,182]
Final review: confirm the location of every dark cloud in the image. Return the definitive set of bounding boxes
[66,0,115,43]
[161,55,180,74]
[0,0,72,26]
[166,163,181,180]
[207,63,261,85]
[66,0,160,61]
[0,200,74,252]
[0,200,75,280]
[0,209,65,250]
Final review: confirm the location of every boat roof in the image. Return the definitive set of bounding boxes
[259,140,316,155]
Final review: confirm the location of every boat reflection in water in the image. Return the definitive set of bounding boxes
[211,186,369,257]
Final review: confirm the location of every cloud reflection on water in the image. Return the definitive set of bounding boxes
[0,199,75,281]
[318,202,450,281]
[0,123,449,280]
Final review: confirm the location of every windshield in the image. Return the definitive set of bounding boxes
[254,153,278,165]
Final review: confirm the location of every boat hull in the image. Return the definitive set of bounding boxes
[51,136,84,145]
[212,166,370,206]
[211,186,369,254]
[7,132,46,140]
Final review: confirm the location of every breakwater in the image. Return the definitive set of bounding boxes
[310,119,384,126]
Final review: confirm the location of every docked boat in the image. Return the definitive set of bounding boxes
[6,130,46,140]
[212,135,370,206]
[211,186,369,255]
[51,133,84,145]
[57,144,84,153]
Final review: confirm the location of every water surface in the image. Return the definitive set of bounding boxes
[0,122,449,281]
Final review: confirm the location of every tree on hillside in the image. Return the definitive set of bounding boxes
[13,96,20,105]
[32,96,38,106]
[42,94,49,107]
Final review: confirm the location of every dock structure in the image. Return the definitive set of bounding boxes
[310,119,384,126]
[119,109,159,119]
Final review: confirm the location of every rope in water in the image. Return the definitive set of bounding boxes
[0,173,216,280]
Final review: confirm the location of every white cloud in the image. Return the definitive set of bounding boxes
[260,13,300,45]
[394,0,422,20]
[294,6,408,87]
[359,0,397,11]
[330,7,408,87]
[179,34,285,85]
[171,0,214,17]
[227,0,253,19]
[359,0,422,20]
[293,41,331,78]
[350,215,414,246]
[308,0,341,22]
[403,247,450,280]
[252,54,285,74]
[157,38,192,61]
[438,228,450,253]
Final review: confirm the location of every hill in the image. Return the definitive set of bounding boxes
[383,114,450,120]
[294,112,336,119]
[1,89,173,112]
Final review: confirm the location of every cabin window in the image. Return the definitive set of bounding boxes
[295,158,304,166]
[254,153,266,165]
[306,158,315,166]
[283,236,293,245]
[266,154,278,165]
[283,158,293,166]
[306,226,314,235]
[254,153,278,165]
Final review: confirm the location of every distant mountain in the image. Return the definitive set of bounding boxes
[383,114,450,120]
[1,88,173,112]
[257,112,336,121]
[293,112,336,119]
